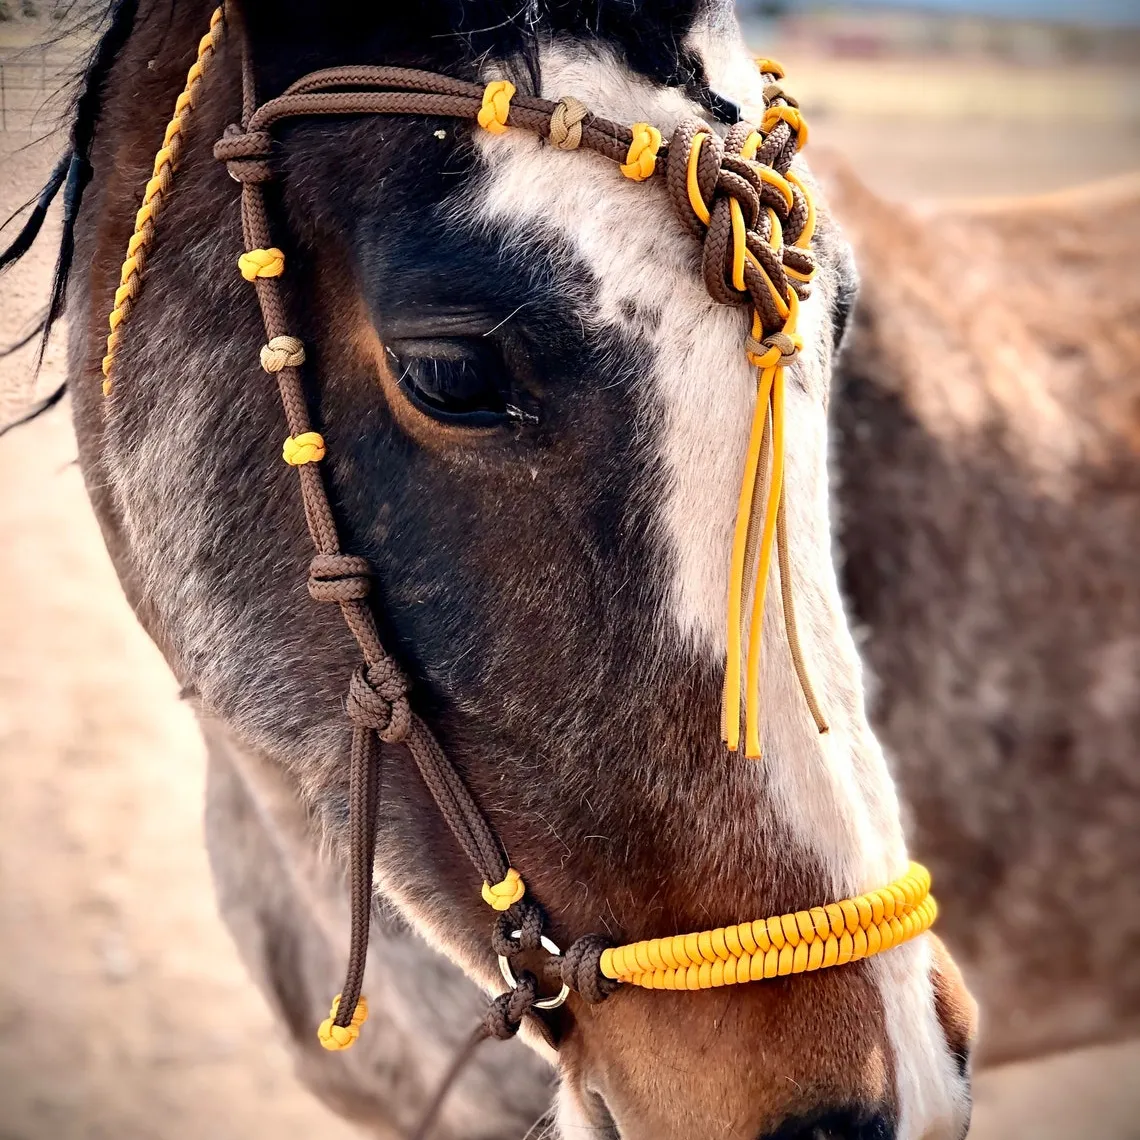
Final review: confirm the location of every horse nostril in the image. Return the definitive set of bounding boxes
[761,1107,893,1140]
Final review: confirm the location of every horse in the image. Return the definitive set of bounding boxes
[3,1,974,1136]
[827,162,1140,1066]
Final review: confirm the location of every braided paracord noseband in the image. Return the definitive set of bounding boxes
[101,4,938,1084]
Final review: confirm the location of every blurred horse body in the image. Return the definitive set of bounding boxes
[829,165,1140,1064]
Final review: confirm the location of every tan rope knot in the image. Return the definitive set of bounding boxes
[308,553,371,602]
[260,335,305,372]
[746,329,801,369]
[346,661,411,743]
[762,84,799,109]
[548,95,588,150]
[213,126,274,183]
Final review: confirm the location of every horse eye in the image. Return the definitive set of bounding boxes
[386,339,530,428]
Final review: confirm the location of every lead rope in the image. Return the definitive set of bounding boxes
[97,10,911,1136]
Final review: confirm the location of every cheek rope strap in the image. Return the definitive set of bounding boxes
[99,12,937,1126]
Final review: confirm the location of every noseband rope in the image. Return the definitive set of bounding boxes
[100,1,937,1091]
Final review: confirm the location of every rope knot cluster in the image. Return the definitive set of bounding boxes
[665,117,815,331]
[346,660,411,744]
[308,553,372,603]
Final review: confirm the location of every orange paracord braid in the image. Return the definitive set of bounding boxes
[600,863,936,990]
[100,6,225,395]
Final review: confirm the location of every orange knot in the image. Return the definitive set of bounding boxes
[620,122,662,182]
[238,246,285,281]
[760,104,808,150]
[317,993,368,1051]
[481,868,525,911]
[477,80,515,134]
[755,57,786,78]
[282,431,326,466]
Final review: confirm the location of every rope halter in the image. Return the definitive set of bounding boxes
[100,7,935,1097]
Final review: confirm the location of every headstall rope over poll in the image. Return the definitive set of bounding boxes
[101,3,936,1065]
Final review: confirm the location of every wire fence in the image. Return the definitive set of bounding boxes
[0,42,79,134]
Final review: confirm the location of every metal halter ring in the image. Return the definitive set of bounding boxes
[497,931,571,1011]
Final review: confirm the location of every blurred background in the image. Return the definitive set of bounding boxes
[1,1,1137,1137]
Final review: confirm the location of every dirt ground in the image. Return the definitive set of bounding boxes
[1,25,1139,1140]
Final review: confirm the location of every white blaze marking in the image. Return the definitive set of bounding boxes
[472,32,901,896]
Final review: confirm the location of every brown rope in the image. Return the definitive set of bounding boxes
[229,56,516,1036]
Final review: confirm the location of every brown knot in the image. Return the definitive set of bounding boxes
[491,904,545,957]
[561,934,619,1004]
[549,96,588,150]
[665,118,812,332]
[484,971,538,1040]
[214,126,274,183]
[309,553,372,603]
[346,660,411,743]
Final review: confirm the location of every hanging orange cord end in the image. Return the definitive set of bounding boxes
[721,67,829,758]
[724,352,777,754]
[743,358,786,759]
